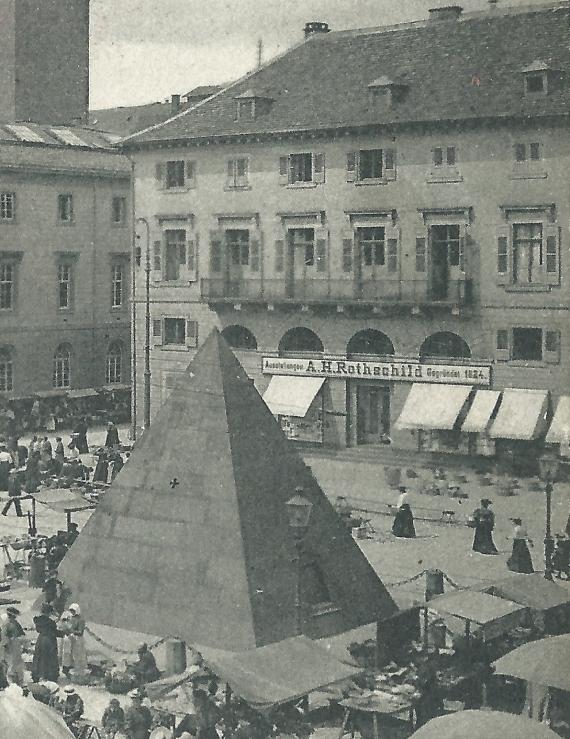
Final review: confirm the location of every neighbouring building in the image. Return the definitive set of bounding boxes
[123,2,570,468]
[0,0,131,432]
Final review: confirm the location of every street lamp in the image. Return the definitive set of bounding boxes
[135,217,151,431]
[538,453,560,581]
[286,488,313,636]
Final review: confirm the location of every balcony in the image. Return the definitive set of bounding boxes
[201,277,472,309]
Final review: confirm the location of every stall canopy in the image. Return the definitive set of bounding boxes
[198,636,363,711]
[66,388,100,399]
[262,376,325,417]
[493,634,570,692]
[427,590,527,641]
[32,488,94,513]
[461,390,501,433]
[0,684,75,739]
[410,709,560,739]
[479,573,570,613]
[60,329,397,651]
[489,388,549,440]
[396,383,471,431]
[545,395,570,444]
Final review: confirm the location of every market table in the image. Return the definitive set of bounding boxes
[338,689,415,739]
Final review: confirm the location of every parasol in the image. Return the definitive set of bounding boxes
[0,684,75,739]
[410,709,560,739]
[493,634,570,691]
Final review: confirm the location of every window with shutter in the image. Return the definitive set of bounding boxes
[178,242,186,265]
[545,225,560,285]
[155,162,164,187]
[415,235,426,272]
[458,225,467,274]
[496,225,510,285]
[387,238,398,274]
[495,329,510,361]
[313,153,325,184]
[275,239,284,272]
[342,233,353,272]
[152,240,162,278]
[384,149,396,181]
[545,330,560,363]
[279,156,289,185]
[249,233,261,272]
[186,161,196,187]
[210,231,223,273]
[315,231,327,273]
[187,236,197,280]
[186,320,199,348]
[152,318,163,346]
[346,152,357,182]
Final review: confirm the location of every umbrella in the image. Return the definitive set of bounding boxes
[411,710,560,739]
[0,684,75,739]
[493,634,570,692]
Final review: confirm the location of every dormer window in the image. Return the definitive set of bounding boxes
[368,76,408,111]
[235,90,274,120]
[522,60,551,96]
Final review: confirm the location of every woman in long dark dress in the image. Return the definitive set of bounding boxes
[507,518,534,573]
[471,498,498,554]
[392,503,416,538]
[32,604,63,682]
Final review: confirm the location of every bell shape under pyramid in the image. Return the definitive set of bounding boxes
[59,329,397,650]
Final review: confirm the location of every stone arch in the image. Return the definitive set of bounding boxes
[278,327,324,355]
[420,331,471,360]
[347,329,395,358]
[221,325,258,350]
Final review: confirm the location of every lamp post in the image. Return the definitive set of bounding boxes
[286,488,313,636]
[136,217,151,431]
[538,453,560,581]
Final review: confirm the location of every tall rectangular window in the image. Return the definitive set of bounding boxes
[512,327,543,361]
[0,351,12,392]
[0,263,14,310]
[227,158,249,188]
[164,229,186,281]
[111,196,126,224]
[513,223,543,284]
[359,150,383,180]
[58,194,73,223]
[357,227,385,266]
[111,263,123,308]
[0,193,15,221]
[226,230,250,265]
[165,160,186,189]
[58,263,72,309]
[289,153,313,183]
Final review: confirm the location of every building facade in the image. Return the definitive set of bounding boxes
[0,124,131,425]
[125,3,570,462]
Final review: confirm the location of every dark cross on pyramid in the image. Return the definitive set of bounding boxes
[60,329,396,650]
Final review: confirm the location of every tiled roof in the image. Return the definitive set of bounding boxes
[124,3,570,147]
[89,101,173,137]
[0,121,120,149]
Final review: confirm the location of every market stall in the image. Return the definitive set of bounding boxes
[0,684,75,739]
[410,708,561,739]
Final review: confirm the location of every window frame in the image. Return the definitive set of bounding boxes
[279,152,326,187]
[163,317,187,346]
[57,262,73,310]
[347,149,396,184]
[106,341,123,384]
[111,262,124,309]
[0,192,15,222]
[0,262,15,311]
[57,194,74,224]
[0,349,13,393]
[165,160,186,190]
[111,196,127,226]
[53,345,72,389]
[226,157,250,189]
[495,327,561,364]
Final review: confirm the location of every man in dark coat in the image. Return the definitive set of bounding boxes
[32,603,62,682]
[128,643,160,685]
[73,417,89,454]
[102,697,126,737]
[124,689,152,739]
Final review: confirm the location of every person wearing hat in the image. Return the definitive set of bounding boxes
[128,642,160,686]
[3,605,25,685]
[470,498,498,555]
[124,688,152,739]
[105,421,121,450]
[101,697,126,738]
[507,517,534,573]
[58,610,74,678]
[32,602,63,682]
[61,684,85,728]
[68,603,88,678]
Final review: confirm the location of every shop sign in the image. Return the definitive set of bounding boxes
[261,356,491,387]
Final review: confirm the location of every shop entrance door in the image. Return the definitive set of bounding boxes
[356,385,390,444]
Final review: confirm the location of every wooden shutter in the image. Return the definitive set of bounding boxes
[545,224,560,285]
[496,224,510,285]
[279,156,289,186]
[346,152,358,183]
[226,159,234,188]
[152,240,162,281]
[155,162,164,188]
[187,234,197,281]
[186,161,196,187]
[249,231,261,272]
[495,328,510,362]
[275,239,284,272]
[342,229,354,272]
[545,329,561,363]
[384,149,396,181]
[315,229,328,273]
[313,153,325,184]
[178,240,187,266]
[185,320,199,348]
[415,232,427,272]
[385,224,399,276]
[209,230,223,273]
[458,224,467,275]
[152,318,163,346]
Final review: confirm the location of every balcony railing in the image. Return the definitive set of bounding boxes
[201,277,472,307]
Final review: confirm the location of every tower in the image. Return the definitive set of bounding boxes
[0,0,90,124]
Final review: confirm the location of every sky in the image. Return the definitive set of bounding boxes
[89,0,553,109]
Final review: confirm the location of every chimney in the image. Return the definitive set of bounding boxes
[428,5,463,21]
[304,21,330,38]
[488,0,498,5]
[170,94,181,115]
